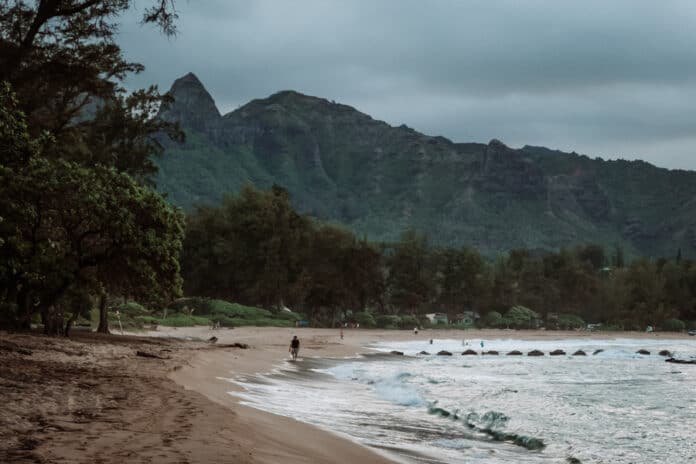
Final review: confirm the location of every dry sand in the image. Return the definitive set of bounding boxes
[1,327,690,463]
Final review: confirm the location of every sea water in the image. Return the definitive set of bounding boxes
[230,338,696,463]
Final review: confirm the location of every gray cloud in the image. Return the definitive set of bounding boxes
[119,0,696,170]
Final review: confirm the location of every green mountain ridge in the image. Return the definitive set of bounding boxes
[156,72,696,257]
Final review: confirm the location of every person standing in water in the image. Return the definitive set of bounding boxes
[289,335,300,361]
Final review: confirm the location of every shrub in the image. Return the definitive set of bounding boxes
[116,301,148,315]
[557,314,585,330]
[158,314,211,327]
[481,311,503,328]
[503,306,539,329]
[167,297,214,314]
[376,314,401,329]
[354,311,376,328]
[662,318,685,332]
[399,315,419,329]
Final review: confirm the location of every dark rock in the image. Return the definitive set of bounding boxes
[658,350,672,357]
[461,349,478,355]
[207,336,218,344]
[527,350,544,356]
[636,349,650,355]
[390,350,404,355]
[437,350,453,356]
[665,357,696,365]
[507,350,523,356]
[483,350,499,355]
[572,350,587,356]
[593,349,604,355]
[418,351,430,355]
[550,349,566,356]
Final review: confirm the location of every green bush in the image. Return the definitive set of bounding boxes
[503,306,539,329]
[354,311,376,328]
[481,311,503,328]
[166,297,302,327]
[662,318,685,332]
[158,314,211,327]
[167,297,219,315]
[687,320,696,330]
[116,301,148,315]
[557,314,585,330]
[399,315,419,329]
[375,314,401,329]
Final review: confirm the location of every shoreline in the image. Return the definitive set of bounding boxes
[2,327,692,463]
[163,326,692,463]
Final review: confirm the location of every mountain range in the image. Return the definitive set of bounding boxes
[155,72,696,258]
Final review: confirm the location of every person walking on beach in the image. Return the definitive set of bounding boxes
[289,335,300,361]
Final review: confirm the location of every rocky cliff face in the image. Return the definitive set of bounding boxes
[159,73,222,137]
[155,73,696,258]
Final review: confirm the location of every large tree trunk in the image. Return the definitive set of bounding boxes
[15,288,33,330]
[64,310,80,337]
[41,306,62,336]
[97,294,109,334]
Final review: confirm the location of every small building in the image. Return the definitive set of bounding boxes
[425,312,449,325]
[453,311,481,325]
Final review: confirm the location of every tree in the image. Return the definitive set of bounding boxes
[1,1,178,135]
[386,231,436,315]
[182,185,312,310]
[435,247,487,318]
[0,87,184,332]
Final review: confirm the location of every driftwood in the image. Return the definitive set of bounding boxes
[136,350,168,359]
[217,342,249,349]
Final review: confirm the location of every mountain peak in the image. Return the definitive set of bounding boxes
[159,72,220,133]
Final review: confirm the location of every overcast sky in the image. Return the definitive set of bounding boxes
[119,0,696,170]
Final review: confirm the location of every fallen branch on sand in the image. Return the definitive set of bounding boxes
[216,343,249,349]
[136,350,169,359]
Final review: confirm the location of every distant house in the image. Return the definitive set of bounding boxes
[453,311,481,325]
[425,312,448,325]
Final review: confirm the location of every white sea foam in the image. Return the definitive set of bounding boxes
[231,337,696,463]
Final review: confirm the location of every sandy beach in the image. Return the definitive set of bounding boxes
[1,327,691,463]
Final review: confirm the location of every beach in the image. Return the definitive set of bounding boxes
[2,327,693,463]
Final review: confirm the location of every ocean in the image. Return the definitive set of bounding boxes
[230,338,696,463]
